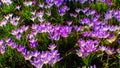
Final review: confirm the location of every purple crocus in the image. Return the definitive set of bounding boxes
[73,25,81,32]
[54,0,64,7]
[105,46,115,55]
[60,26,72,38]
[31,50,40,57]
[98,45,106,52]
[24,51,33,60]
[70,13,78,18]
[36,10,44,18]
[48,43,56,51]
[15,34,22,40]
[49,50,61,66]
[80,18,90,24]
[58,5,69,16]
[10,16,20,26]
[39,2,44,8]
[86,9,96,16]
[49,32,60,40]
[0,40,5,54]
[30,58,44,68]
[17,45,26,53]
[79,0,87,4]
[104,9,114,20]
[66,20,72,26]
[88,64,96,68]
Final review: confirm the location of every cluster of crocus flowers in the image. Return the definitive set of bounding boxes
[79,9,120,39]
[0,13,20,27]
[76,39,99,58]
[98,45,115,56]
[104,9,120,22]
[0,40,5,54]
[11,25,29,40]
[5,38,61,68]
[29,23,72,41]
[30,44,61,68]
[65,0,113,5]
[45,0,64,7]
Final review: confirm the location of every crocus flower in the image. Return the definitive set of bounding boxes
[88,64,96,68]
[75,8,81,13]
[66,20,72,26]
[46,0,54,4]
[39,2,44,8]
[15,5,21,10]
[24,1,33,6]
[31,11,36,16]
[115,13,120,22]
[38,17,45,23]
[105,46,115,55]
[105,0,113,5]
[49,32,60,40]
[1,0,12,5]
[82,7,89,13]
[21,25,29,31]
[104,9,114,20]
[48,43,56,51]
[98,45,106,52]
[4,13,13,20]
[116,48,120,54]
[79,0,87,4]
[31,50,40,57]
[46,11,51,16]
[36,10,44,18]
[49,50,61,66]
[80,18,90,25]
[24,51,33,60]
[70,13,78,18]
[73,25,81,32]
[15,34,22,40]
[60,26,72,38]
[10,16,20,26]
[17,45,26,53]
[58,5,69,16]
[54,0,64,7]
[0,40,5,54]
[0,19,7,27]
[32,0,36,4]
[86,9,96,16]
[30,58,44,68]
[30,16,36,22]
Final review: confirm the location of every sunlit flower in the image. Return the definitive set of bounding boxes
[0,19,7,27]
[24,1,33,6]
[1,0,12,5]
